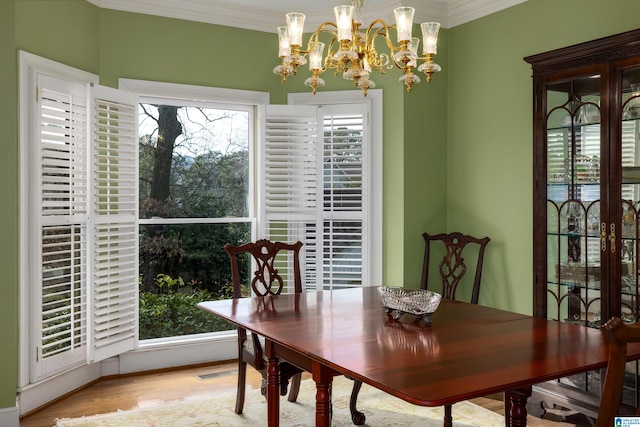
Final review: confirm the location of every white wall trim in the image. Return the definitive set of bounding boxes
[17,363,102,415]
[117,334,237,374]
[16,335,236,416]
[85,0,527,30]
[0,406,19,427]
[447,0,528,28]
[118,78,269,105]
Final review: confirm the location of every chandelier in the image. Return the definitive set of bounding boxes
[273,0,441,96]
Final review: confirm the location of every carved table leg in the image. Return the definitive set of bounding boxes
[505,386,532,427]
[266,340,280,426]
[444,404,453,427]
[312,363,334,427]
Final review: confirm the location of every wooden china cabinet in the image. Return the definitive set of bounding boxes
[525,29,640,418]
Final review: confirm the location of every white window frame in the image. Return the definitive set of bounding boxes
[116,79,269,370]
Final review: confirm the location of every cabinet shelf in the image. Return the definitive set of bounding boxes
[547,181,599,186]
[547,122,601,131]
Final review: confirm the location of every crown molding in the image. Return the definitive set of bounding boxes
[86,0,526,31]
[446,0,527,28]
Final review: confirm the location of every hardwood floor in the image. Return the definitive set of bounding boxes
[20,361,593,427]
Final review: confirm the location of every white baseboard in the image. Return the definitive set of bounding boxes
[118,333,236,374]
[0,405,20,427]
[18,363,102,415]
[17,333,237,417]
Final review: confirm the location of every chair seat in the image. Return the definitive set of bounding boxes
[244,333,266,358]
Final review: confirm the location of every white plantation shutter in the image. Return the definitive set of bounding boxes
[322,104,367,289]
[262,105,319,292]
[262,103,368,292]
[88,84,139,362]
[32,75,138,379]
[36,75,89,378]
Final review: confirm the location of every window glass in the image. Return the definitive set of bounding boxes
[138,103,251,339]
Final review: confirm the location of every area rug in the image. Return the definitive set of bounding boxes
[55,375,507,426]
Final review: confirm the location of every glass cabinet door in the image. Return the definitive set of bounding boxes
[546,73,603,329]
[527,29,640,417]
[620,66,640,323]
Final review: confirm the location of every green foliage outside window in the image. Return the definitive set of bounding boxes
[138,275,237,340]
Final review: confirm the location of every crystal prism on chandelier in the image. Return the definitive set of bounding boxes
[273,0,442,96]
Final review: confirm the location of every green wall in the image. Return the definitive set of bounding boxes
[98,9,282,94]
[1,0,639,415]
[0,0,18,409]
[402,30,449,289]
[444,0,640,313]
[15,0,99,73]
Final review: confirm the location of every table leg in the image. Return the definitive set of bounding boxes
[312,363,334,427]
[266,340,280,427]
[504,386,532,427]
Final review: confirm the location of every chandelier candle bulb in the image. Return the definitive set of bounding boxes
[394,7,415,42]
[407,37,420,67]
[351,0,364,24]
[285,12,305,46]
[309,42,325,70]
[277,27,290,57]
[421,22,440,55]
[334,5,355,41]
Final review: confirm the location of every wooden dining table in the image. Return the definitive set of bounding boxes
[198,287,616,427]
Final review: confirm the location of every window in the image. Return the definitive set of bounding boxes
[136,99,255,339]
[19,53,381,405]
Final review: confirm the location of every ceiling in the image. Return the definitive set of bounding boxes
[86,0,527,32]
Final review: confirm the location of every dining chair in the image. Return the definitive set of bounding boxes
[596,316,640,427]
[349,231,491,426]
[224,239,304,414]
[420,231,491,304]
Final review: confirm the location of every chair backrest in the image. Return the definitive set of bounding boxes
[224,239,303,298]
[597,317,640,427]
[420,232,490,304]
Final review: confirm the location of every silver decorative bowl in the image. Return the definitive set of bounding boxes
[377,286,442,324]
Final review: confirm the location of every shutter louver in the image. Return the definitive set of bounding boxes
[89,85,139,362]
[38,76,89,377]
[262,104,368,292]
[264,105,319,216]
[263,105,319,292]
[322,107,365,289]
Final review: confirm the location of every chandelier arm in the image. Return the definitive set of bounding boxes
[362,26,399,73]
[301,22,338,55]
[365,20,402,53]
[324,37,341,71]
